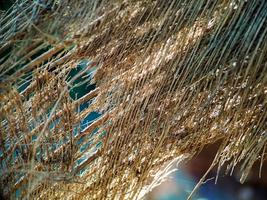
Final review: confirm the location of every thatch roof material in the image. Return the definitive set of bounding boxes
[0,0,267,199]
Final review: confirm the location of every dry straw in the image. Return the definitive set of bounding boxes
[0,0,267,199]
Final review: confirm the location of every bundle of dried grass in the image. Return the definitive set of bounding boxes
[0,0,267,199]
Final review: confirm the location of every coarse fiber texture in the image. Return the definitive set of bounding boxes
[0,0,267,199]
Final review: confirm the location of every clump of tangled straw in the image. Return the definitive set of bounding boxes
[0,0,266,199]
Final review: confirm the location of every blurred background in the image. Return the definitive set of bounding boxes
[147,142,267,200]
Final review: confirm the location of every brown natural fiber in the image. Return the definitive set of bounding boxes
[0,0,267,199]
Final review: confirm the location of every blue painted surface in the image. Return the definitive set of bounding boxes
[81,112,102,130]
[17,73,32,93]
[66,60,97,100]
[2,59,103,198]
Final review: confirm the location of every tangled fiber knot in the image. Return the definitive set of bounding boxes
[0,0,266,199]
